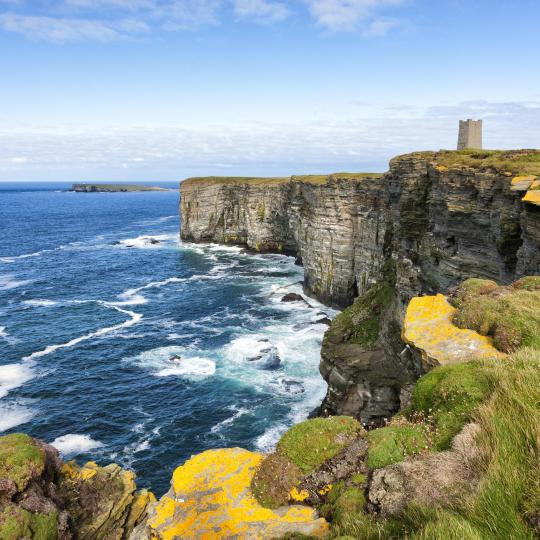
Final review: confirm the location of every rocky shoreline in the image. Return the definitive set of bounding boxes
[2,149,539,539]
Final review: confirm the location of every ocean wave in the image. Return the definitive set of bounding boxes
[109,276,187,306]
[51,434,104,456]
[0,402,34,432]
[0,363,35,399]
[23,305,142,360]
[155,356,216,378]
[0,250,47,263]
[210,406,250,437]
[0,274,34,290]
[22,299,59,308]
[132,346,216,379]
[0,326,18,345]
[0,240,88,264]
[116,234,178,249]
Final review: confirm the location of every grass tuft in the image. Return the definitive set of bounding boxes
[277,417,362,474]
[450,277,540,352]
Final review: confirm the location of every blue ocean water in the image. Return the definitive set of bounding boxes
[0,182,334,495]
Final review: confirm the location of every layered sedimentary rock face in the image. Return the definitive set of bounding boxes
[180,151,540,423]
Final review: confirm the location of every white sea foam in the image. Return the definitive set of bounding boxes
[0,251,45,263]
[22,299,58,308]
[0,274,33,290]
[116,233,178,249]
[132,346,216,379]
[0,326,18,345]
[210,406,250,436]
[51,434,104,456]
[156,357,216,378]
[110,276,186,306]
[224,336,272,364]
[23,305,142,360]
[0,363,35,399]
[0,403,34,432]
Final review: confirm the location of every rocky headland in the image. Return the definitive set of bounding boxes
[2,149,539,539]
[180,149,540,425]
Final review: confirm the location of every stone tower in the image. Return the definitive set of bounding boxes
[457,119,483,150]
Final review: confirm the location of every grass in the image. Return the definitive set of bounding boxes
[182,176,289,186]
[397,149,540,177]
[407,361,492,450]
[0,433,45,491]
[366,422,430,469]
[324,283,395,348]
[0,506,58,540]
[182,172,384,187]
[362,359,493,481]
[450,277,540,352]
[277,417,363,474]
[325,348,540,539]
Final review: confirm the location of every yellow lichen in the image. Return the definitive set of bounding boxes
[510,175,536,191]
[317,484,333,496]
[148,448,328,539]
[435,165,448,172]
[289,487,310,502]
[402,294,505,365]
[523,190,540,206]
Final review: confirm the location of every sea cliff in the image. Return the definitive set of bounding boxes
[180,150,540,423]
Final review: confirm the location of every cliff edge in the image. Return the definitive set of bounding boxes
[180,149,540,423]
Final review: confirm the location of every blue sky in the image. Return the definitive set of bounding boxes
[1,0,539,181]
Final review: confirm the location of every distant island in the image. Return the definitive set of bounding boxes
[71,183,169,192]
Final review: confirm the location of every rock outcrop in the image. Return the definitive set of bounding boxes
[0,434,154,540]
[180,151,540,422]
[140,448,329,539]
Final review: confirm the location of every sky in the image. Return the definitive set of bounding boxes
[0,0,539,181]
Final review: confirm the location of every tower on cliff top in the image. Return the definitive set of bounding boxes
[457,119,483,150]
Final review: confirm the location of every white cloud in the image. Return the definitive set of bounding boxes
[304,0,404,33]
[0,13,149,41]
[232,0,290,22]
[1,101,539,180]
[0,0,408,41]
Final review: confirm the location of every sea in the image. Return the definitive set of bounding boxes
[0,182,335,495]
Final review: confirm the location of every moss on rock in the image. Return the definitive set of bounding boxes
[367,422,430,469]
[325,283,394,348]
[0,505,58,540]
[0,433,45,492]
[277,417,363,474]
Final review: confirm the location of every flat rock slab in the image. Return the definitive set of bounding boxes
[146,448,328,539]
[402,294,505,364]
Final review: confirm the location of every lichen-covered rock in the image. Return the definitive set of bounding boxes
[0,433,154,540]
[402,293,505,366]
[59,460,154,540]
[144,448,329,539]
